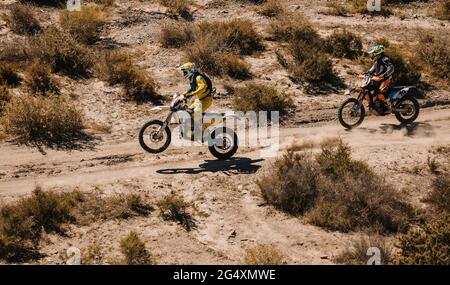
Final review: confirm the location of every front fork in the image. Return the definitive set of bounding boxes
[352,93,365,113]
[157,112,174,133]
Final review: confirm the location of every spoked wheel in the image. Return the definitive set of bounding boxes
[139,120,171,153]
[394,96,420,124]
[208,127,239,160]
[338,98,365,129]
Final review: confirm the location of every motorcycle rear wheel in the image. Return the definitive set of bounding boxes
[394,96,420,124]
[208,127,239,160]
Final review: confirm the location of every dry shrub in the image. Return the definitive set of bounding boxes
[423,175,450,214]
[87,0,115,6]
[0,38,32,65]
[269,13,337,83]
[18,0,67,6]
[258,139,414,233]
[31,27,93,76]
[219,54,252,80]
[184,19,263,78]
[386,48,422,85]
[96,50,160,103]
[434,0,450,20]
[120,231,155,265]
[199,20,265,56]
[289,40,335,83]
[259,152,320,215]
[81,240,103,265]
[243,244,285,265]
[0,187,74,262]
[73,192,153,224]
[0,62,22,87]
[322,2,349,16]
[1,95,85,146]
[157,193,196,231]
[268,13,320,44]
[25,61,60,95]
[335,236,393,265]
[159,23,195,48]
[232,82,293,116]
[360,45,422,85]
[393,214,449,265]
[256,0,284,17]
[416,34,450,82]
[3,4,41,35]
[159,0,192,20]
[59,5,107,44]
[0,85,12,114]
[324,29,363,59]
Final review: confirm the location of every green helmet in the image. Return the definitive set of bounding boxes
[367,44,385,59]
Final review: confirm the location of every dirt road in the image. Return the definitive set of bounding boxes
[1,107,449,197]
[0,107,449,264]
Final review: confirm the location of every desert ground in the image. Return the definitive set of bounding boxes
[0,0,449,264]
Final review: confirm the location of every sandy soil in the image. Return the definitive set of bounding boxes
[0,0,449,264]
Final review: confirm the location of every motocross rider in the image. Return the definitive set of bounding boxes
[179,62,214,140]
[364,44,395,110]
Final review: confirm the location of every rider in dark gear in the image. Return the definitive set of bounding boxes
[364,44,395,114]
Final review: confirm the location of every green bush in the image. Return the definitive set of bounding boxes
[1,95,85,146]
[3,4,41,35]
[59,5,107,44]
[120,231,154,265]
[394,214,449,265]
[324,30,363,59]
[31,27,93,76]
[25,61,60,95]
[232,82,293,116]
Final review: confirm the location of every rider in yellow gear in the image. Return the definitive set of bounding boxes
[179,63,214,139]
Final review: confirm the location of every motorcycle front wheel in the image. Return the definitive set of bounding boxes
[338,98,365,129]
[139,120,171,153]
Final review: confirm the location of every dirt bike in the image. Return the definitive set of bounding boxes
[139,92,239,160]
[338,74,420,129]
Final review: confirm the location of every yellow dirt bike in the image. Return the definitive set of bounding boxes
[139,92,239,160]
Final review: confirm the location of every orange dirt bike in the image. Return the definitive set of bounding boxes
[338,74,420,129]
[138,92,239,160]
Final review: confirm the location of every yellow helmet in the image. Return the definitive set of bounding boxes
[180,62,197,79]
